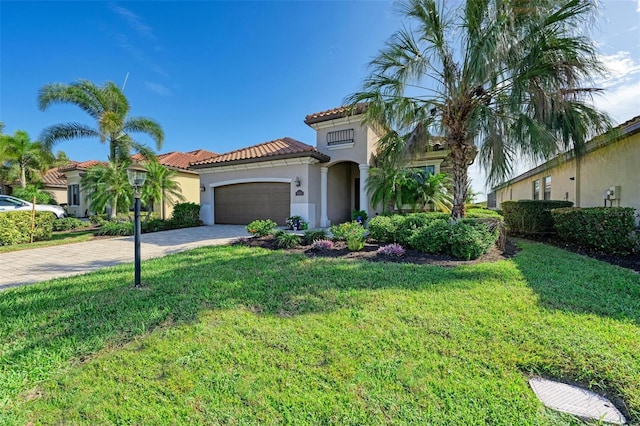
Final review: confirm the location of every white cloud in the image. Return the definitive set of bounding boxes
[593,78,640,124]
[145,82,171,96]
[596,51,640,88]
[109,3,155,41]
[637,0,639,12]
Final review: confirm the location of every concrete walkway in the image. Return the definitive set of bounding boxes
[0,225,249,291]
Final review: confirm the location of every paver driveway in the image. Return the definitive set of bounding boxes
[0,225,249,291]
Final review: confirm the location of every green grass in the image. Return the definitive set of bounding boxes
[0,229,98,253]
[1,241,638,424]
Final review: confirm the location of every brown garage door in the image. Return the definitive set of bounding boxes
[214,182,290,225]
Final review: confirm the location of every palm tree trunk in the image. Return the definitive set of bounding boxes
[20,166,27,188]
[450,145,469,221]
[110,195,118,220]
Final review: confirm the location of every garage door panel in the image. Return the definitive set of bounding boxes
[214,182,290,225]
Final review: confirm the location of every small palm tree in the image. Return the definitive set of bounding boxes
[81,162,132,219]
[348,0,612,219]
[38,79,164,164]
[140,159,185,220]
[409,170,452,212]
[1,130,51,188]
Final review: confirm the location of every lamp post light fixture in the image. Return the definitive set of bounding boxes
[127,163,148,288]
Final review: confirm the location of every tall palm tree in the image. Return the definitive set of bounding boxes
[2,130,51,188]
[81,161,132,219]
[348,0,612,219]
[141,159,185,220]
[38,79,164,164]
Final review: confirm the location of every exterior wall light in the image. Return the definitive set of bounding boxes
[294,176,301,187]
[200,184,206,192]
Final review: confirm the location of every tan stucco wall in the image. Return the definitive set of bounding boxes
[314,116,379,167]
[161,171,200,220]
[198,161,319,226]
[494,132,640,216]
[44,186,67,206]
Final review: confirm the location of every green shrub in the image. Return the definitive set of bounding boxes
[246,219,277,237]
[0,211,55,245]
[170,202,201,228]
[502,200,573,235]
[368,215,404,244]
[95,221,134,236]
[11,186,57,205]
[303,229,328,244]
[142,219,173,233]
[409,219,451,253]
[89,214,108,225]
[551,207,638,254]
[330,221,367,251]
[52,217,85,231]
[449,221,498,260]
[330,221,366,241]
[274,231,301,249]
[466,208,503,219]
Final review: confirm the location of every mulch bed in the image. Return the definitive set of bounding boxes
[237,234,640,273]
[237,236,519,267]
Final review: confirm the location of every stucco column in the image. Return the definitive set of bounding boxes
[358,163,369,217]
[320,167,329,227]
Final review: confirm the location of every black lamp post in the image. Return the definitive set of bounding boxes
[127,163,147,287]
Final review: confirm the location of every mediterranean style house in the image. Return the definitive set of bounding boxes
[488,114,640,216]
[192,105,450,227]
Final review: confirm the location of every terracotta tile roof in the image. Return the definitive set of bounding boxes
[58,160,104,172]
[304,103,368,125]
[131,149,218,170]
[41,167,67,187]
[190,137,330,168]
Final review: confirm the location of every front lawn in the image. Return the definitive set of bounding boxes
[1,241,638,424]
[0,229,98,253]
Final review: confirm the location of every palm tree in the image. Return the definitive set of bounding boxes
[348,0,611,219]
[38,79,164,164]
[140,159,185,220]
[2,130,51,188]
[80,161,132,219]
[410,170,452,212]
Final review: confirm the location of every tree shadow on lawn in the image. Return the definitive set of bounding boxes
[511,239,640,325]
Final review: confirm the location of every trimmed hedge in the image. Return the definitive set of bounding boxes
[369,211,502,245]
[369,213,501,260]
[551,207,638,254]
[171,202,201,228]
[0,211,55,246]
[52,217,86,231]
[502,200,573,235]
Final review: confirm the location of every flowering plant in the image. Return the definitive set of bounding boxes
[377,243,405,257]
[286,215,303,230]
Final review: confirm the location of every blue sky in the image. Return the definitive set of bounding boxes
[1,1,639,198]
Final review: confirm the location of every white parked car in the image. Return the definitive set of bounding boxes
[0,195,66,219]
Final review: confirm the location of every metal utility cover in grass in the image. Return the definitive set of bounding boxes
[529,377,626,424]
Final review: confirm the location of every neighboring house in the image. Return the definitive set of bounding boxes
[191,105,450,227]
[58,149,217,218]
[58,160,104,218]
[488,115,640,215]
[41,167,68,204]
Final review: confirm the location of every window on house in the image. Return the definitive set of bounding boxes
[533,180,540,200]
[544,176,551,200]
[326,129,354,146]
[68,184,79,206]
